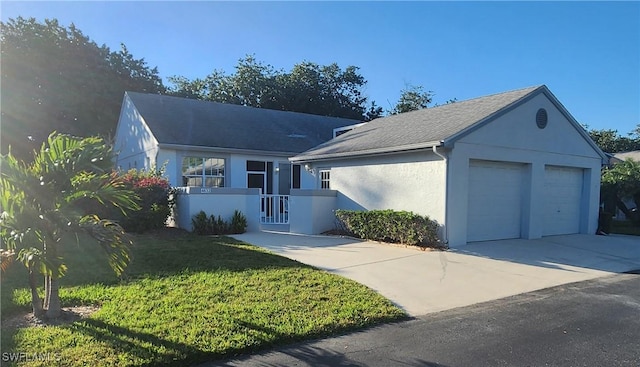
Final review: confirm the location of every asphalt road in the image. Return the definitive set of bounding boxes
[211,272,640,367]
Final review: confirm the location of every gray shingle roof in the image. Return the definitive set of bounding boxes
[612,150,640,163]
[290,85,546,162]
[126,92,361,154]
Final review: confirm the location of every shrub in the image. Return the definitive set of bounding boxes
[335,209,441,247]
[119,168,171,233]
[192,211,209,235]
[230,210,248,234]
[192,210,247,235]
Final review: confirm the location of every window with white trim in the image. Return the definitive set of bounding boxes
[182,157,225,187]
[320,170,331,189]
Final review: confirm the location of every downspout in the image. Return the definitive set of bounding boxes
[432,145,449,245]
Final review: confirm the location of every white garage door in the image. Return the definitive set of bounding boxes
[543,166,583,236]
[467,160,525,242]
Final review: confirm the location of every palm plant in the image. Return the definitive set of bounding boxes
[0,133,139,319]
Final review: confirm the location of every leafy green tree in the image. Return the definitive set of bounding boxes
[364,101,385,121]
[632,124,640,139]
[273,61,368,119]
[1,17,165,161]
[586,128,640,153]
[169,55,370,120]
[601,158,640,222]
[0,133,139,319]
[391,84,434,114]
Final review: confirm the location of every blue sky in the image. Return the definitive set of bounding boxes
[2,1,639,134]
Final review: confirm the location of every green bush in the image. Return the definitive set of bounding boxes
[335,209,441,247]
[192,210,247,235]
[230,210,248,234]
[119,168,171,233]
[192,211,209,235]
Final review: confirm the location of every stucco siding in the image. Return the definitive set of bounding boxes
[309,151,447,226]
[158,150,299,193]
[228,153,289,191]
[458,93,600,159]
[157,149,179,186]
[289,189,338,234]
[175,188,261,232]
[114,94,159,171]
[446,93,603,247]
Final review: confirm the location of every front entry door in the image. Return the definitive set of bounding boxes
[247,172,266,193]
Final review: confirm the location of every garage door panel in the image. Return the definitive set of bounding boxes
[467,161,525,242]
[543,166,583,236]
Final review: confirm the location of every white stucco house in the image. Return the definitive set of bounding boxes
[114,85,607,247]
[290,85,608,246]
[113,92,361,232]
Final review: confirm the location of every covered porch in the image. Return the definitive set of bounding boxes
[173,187,337,235]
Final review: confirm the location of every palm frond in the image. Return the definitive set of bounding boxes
[67,172,140,215]
[80,215,133,276]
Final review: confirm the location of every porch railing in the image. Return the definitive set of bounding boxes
[260,195,289,224]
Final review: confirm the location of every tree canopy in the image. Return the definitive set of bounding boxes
[1,17,165,161]
[2,17,450,161]
[601,158,640,222]
[169,55,375,121]
[391,84,434,114]
[586,125,640,153]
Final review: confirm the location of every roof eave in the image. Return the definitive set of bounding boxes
[442,85,546,148]
[440,85,609,164]
[538,87,609,163]
[158,143,299,157]
[290,140,444,163]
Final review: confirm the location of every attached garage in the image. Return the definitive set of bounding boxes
[290,85,608,246]
[467,160,525,242]
[543,166,584,236]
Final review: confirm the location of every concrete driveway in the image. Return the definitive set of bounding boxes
[230,232,640,316]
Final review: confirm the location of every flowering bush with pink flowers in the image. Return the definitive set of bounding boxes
[119,168,171,232]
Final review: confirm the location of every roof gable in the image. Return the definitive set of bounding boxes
[123,92,361,154]
[612,150,640,163]
[291,85,607,162]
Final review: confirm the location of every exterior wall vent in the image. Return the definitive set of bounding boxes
[536,108,548,129]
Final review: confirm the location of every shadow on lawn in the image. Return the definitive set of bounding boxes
[69,318,218,367]
[122,234,307,280]
[0,232,306,318]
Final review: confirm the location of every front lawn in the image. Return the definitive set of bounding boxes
[0,229,406,366]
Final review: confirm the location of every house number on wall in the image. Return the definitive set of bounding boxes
[200,188,213,194]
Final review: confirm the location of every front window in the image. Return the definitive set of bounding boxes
[182,157,225,187]
[320,170,331,189]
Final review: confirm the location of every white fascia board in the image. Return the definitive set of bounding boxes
[289,140,444,163]
[158,143,296,158]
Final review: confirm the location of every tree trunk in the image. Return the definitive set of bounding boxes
[45,277,61,319]
[43,274,50,311]
[28,267,44,318]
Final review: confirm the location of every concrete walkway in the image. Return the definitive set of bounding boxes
[231,232,640,316]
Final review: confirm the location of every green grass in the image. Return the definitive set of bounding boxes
[611,219,640,236]
[1,229,406,366]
